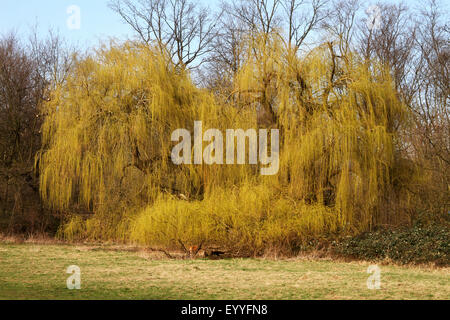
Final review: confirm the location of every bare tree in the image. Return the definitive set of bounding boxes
[0,30,75,233]
[0,34,37,167]
[357,3,418,103]
[29,28,75,95]
[281,0,329,51]
[223,0,282,35]
[109,0,221,69]
[413,0,449,166]
[201,23,245,94]
[203,0,329,95]
[0,34,42,231]
[321,0,361,57]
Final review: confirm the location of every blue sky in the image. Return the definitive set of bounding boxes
[0,0,139,47]
[0,0,221,48]
[1,0,448,49]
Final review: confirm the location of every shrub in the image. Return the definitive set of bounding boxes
[128,182,341,256]
[333,224,450,265]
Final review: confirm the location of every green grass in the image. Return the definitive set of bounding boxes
[0,243,448,300]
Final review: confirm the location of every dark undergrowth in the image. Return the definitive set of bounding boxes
[332,223,449,266]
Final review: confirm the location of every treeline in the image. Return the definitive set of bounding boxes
[0,30,74,233]
[0,0,448,256]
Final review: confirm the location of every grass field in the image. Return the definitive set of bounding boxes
[0,243,448,300]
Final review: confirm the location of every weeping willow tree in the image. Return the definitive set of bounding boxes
[38,35,412,250]
[233,33,410,234]
[37,41,255,239]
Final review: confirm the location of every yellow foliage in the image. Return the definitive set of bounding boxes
[233,35,408,233]
[39,36,413,251]
[38,41,255,212]
[130,182,338,254]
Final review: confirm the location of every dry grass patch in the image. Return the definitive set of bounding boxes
[0,243,448,300]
